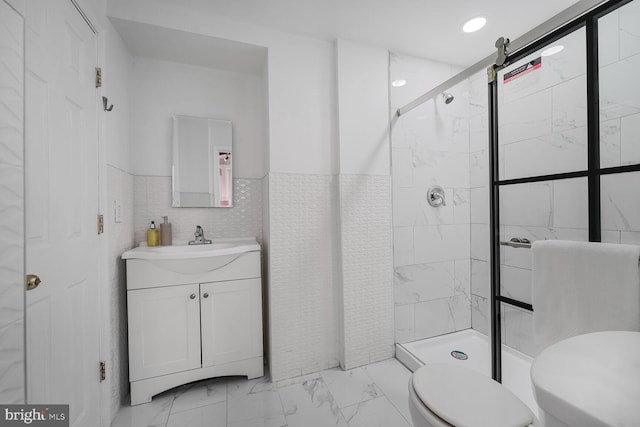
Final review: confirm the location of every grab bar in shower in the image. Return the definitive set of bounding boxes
[500,238,532,249]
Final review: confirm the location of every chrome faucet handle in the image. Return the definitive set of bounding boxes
[189,225,210,245]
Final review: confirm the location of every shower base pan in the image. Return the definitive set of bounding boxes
[396,329,539,416]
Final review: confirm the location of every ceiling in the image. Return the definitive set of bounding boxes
[150,0,580,66]
[110,18,268,75]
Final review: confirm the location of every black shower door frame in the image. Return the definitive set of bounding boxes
[487,0,640,381]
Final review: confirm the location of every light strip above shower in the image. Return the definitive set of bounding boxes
[394,0,609,121]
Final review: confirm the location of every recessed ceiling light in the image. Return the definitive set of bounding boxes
[462,17,487,33]
[541,45,565,56]
[391,79,407,87]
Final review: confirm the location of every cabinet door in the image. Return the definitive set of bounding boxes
[200,278,263,367]
[128,284,201,381]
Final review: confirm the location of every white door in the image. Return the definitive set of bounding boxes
[200,279,263,367]
[127,284,202,381]
[25,0,101,425]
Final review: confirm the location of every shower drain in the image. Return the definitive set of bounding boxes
[450,350,468,360]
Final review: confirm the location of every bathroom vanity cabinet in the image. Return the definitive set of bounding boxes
[122,241,263,405]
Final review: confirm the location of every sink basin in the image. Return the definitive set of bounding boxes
[122,237,260,260]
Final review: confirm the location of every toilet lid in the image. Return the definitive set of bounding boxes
[531,331,640,427]
[413,363,534,427]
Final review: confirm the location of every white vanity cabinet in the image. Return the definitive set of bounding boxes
[128,284,202,381]
[122,241,263,405]
[199,278,263,367]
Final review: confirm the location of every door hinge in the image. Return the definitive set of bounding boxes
[97,214,104,234]
[96,67,102,88]
[99,361,106,382]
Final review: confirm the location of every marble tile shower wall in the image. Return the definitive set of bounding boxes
[0,3,25,404]
[392,79,473,344]
[468,71,491,339]
[599,0,640,245]
[133,176,263,245]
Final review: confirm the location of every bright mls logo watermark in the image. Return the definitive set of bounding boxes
[0,405,69,426]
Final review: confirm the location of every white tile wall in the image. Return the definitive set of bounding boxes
[339,175,394,369]
[467,70,491,339]
[500,89,554,146]
[413,295,471,340]
[391,71,473,343]
[600,53,640,120]
[392,227,413,267]
[0,2,24,404]
[619,0,640,59]
[133,176,263,245]
[413,225,470,264]
[268,172,339,381]
[471,295,489,336]
[602,172,640,233]
[395,262,457,304]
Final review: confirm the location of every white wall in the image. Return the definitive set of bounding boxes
[336,40,394,368]
[103,16,135,424]
[129,57,266,178]
[107,0,341,381]
[107,0,338,176]
[105,21,133,173]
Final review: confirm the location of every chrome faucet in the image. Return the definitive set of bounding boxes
[188,225,212,245]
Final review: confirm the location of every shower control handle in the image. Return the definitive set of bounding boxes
[427,186,446,207]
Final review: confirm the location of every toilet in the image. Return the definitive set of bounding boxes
[530,331,640,427]
[408,240,640,427]
[408,363,539,427]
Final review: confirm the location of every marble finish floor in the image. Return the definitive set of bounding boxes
[111,358,414,427]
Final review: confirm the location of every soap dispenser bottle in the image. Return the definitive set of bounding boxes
[160,216,172,246]
[147,221,160,247]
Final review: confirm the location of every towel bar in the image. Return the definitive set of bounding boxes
[500,238,532,249]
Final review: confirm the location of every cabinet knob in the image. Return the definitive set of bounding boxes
[190,294,196,300]
[203,293,209,298]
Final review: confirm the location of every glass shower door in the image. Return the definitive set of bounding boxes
[493,25,589,412]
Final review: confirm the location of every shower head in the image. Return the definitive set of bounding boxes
[442,92,455,104]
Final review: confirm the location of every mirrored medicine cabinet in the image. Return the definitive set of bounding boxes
[172,115,233,208]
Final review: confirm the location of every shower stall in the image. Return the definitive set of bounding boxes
[391,0,640,414]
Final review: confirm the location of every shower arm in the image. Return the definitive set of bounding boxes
[394,0,608,121]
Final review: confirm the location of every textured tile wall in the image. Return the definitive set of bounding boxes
[133,176,263,245]
[0,1,24,404]
[267,173,340,381]
[339,175,394,369]
[106,165,135,416]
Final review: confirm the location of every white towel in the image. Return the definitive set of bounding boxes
[532,240,640,351]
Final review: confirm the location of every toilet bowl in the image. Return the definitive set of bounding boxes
[408,363,539,427]
[531,331,640,427]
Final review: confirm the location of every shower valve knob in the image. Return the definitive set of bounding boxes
[427,186,446,207]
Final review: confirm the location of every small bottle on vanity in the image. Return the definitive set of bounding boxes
[160,216,172,246]
[147,221,160,247]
